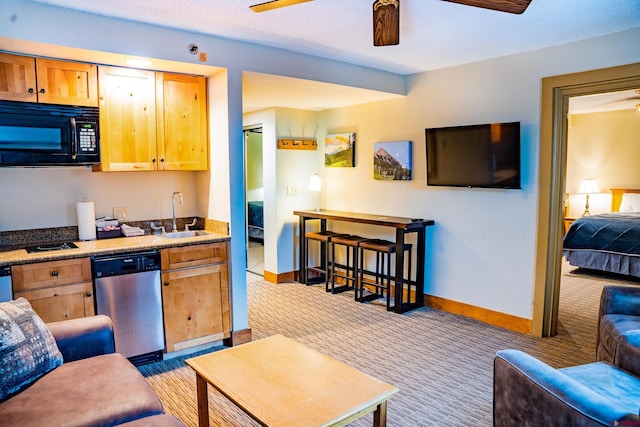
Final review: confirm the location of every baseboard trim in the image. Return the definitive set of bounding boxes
[264,270,297,284]
[225,328,252,347]
[283,270,532,334]
[424,294,532,335]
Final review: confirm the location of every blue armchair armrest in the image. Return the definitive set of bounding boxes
[46,315,115,363]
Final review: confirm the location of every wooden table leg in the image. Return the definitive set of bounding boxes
[299,217,307,284]
[195,373,209,427]
[373,401,388,427]
[415,227,426,302]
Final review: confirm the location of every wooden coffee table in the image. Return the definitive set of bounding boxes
[185,334,398,427]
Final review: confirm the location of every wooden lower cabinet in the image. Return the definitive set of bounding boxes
[11,258,95,323]
[161,242,231,352]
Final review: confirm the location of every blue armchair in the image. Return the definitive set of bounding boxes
[493,349,640,426]
[597,284,640,371]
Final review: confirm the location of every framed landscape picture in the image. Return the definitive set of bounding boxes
[325,132,356,167]
[373,141,412,180]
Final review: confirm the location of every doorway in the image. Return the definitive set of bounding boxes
[534,62,640,337]
[244,126,264,275]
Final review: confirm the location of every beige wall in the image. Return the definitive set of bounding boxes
[566,109,640,216]
[0,168,199,231]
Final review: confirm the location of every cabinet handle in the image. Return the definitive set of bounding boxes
[39,88,46,94]
[51,271,58,277]
[163,281,170,286]
[85,292,92,297]
[28,88,35,93]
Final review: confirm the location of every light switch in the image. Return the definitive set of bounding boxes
[113,206,128,221]
[287,185,298,196]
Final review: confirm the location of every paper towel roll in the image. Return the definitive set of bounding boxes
[77,201,96,241]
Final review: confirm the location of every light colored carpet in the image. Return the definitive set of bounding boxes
[139,259,638,426]
[247,241,264,276]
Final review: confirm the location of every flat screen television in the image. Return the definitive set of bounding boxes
[425,122,521,189]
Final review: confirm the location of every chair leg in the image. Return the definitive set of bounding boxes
[406,247,412,304]
[327,241,334,292]
[385,252,392,311]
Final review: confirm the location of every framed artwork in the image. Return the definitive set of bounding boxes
[325,132,356,167]
[373,141,412,180]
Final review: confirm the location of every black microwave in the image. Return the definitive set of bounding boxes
[0,100,100,167]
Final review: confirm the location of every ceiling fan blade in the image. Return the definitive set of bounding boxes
[250,0,313,13]
[373,0,400,47]
[442,0,532,14]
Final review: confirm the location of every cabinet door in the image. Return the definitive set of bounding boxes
[98,66,157,171]
[156,73,208,171]
[161,263,230,352]
[0,53,37,102]
[35,58,98,106]
[14,282,95,323]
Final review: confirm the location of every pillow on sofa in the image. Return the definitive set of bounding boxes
[0,297,63,401]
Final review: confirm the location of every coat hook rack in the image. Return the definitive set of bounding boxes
[277,138,317,150]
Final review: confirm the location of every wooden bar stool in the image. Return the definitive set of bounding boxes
[357,239,412,310]
[328,235,368,294]
[304,230,345,286]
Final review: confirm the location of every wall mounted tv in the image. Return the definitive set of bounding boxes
[425,122,521,189]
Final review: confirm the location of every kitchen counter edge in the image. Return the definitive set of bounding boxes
[0,233,231,267]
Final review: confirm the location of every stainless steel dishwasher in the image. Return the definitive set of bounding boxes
[92,250,164,366]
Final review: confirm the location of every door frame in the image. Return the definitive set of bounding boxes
[532,62,640,337]
[243,125,263,274]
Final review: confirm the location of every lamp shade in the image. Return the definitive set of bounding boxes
[577,179,600,195]
[308,174,322,192]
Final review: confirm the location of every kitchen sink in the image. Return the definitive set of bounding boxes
[163,230,214,239]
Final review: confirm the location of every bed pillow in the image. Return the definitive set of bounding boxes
[0,297,63,401]
[619,193,640,213]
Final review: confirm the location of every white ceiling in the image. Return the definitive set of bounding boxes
[569,89,640,115]
[28,0,640,112]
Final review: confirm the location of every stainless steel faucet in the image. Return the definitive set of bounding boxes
[171,192,183,232]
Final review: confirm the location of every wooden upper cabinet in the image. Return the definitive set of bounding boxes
[0,53,98,106]
[98,66,157,171]
[97,68,208,172]
[35,58,98,106]
[156,72,208,171]
[0,53,37,102]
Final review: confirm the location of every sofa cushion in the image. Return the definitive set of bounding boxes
[561,361,640,415]
[0,297,63,401]
[598,314,640,362]
[0,353,164,427]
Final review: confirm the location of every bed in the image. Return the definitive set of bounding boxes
[563,188,640,278]
[247,201,264,243]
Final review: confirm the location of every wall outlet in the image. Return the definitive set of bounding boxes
[287,185,298,196]
[113,206,128,221]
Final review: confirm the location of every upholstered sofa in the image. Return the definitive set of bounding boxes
[0,299,184,427]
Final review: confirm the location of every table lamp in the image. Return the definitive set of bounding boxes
[577,178,600,216]
[308,173,322,211]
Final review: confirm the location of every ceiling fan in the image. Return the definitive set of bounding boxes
[250,0,532,46]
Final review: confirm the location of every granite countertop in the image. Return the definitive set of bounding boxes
[0,232,230,267]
